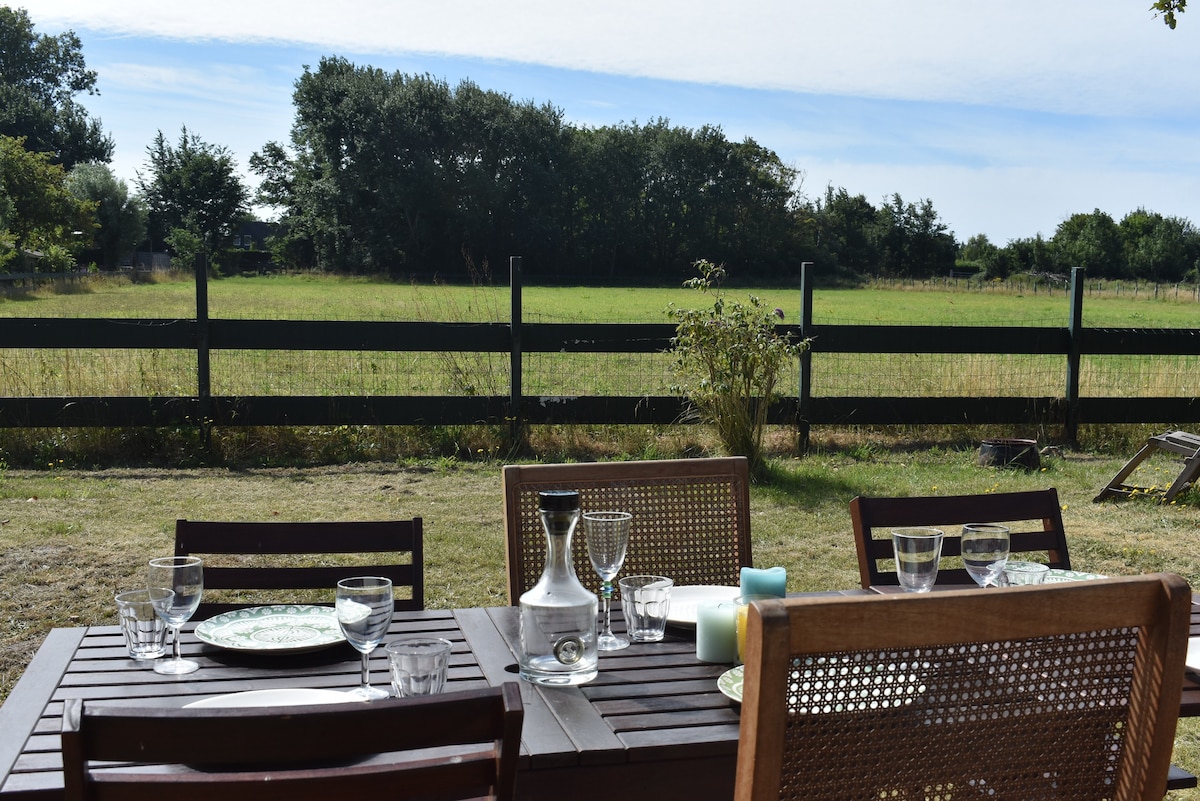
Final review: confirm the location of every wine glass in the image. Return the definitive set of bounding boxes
[584,511,632,651]
[336,576,394,699]
[146,556,204,675]
[961,524,1011,587]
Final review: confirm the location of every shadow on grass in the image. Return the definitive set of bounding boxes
[756,460,865,511]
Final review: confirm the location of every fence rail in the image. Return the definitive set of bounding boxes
[2,262,1199,439]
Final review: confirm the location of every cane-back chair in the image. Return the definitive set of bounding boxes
[734,575,1190,801]
[502,457,751,603]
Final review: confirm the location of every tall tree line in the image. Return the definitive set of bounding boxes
[252,59,815,281]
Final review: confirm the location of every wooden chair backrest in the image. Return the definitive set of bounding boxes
[62,683,524,801]
[175,518,423,614]
[502,457,752,603]
[849,488,1070,588]
[734,575,1190,801]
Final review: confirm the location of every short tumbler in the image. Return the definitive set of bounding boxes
[618,575,673,642]
[891,528,945,592]
[387,637,453,697]
[115,589,168,660]
[1004,560,1050,585]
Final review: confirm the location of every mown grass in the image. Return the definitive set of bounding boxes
[3,272,1199,408]
[4,274,1200,794]
[4,441,1200,795]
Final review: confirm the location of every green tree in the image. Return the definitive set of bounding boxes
[810,186,879,274]
[1118,208,1197,283]
[1051,209,1123,278]
[65,162,145,269]
[0,134,91,270]
[1152,0,1187,27]
[0,6,112,168]
[137,127,248,273]
[870,194,957,278]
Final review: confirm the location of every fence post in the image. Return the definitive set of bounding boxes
[195,255,212,448]
[509,256,523,448]
[1065,266,1084,445]
[796,262,816,450]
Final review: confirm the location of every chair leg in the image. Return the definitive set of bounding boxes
[1094,443,1155,501]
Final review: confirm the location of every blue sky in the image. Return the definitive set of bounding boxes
[21,0,1200,245]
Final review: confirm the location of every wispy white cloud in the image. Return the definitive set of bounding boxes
[21,0,1200,242]
[28,0,1200,116]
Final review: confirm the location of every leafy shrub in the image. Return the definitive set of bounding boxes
[667,259,809,479]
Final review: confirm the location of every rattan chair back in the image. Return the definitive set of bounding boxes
[502,457,751,603]
[850,488,1070,588]
[734,575,1190,801]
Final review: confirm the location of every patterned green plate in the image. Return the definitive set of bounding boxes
[717,665,744,703]
[1043,569,1107,583]
[195,604,345,653]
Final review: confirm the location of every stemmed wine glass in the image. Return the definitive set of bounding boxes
[336,576,394,699]
[584,511,632,651]
[146,556,204,675]
[961,524,1011,587]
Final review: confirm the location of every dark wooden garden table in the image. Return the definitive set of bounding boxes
[3,593,1196,799]
[1,595,863,801]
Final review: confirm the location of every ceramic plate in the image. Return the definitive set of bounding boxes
[664,585,741,627]
[184,688,363,708]
[717,665,744,703]
[1188,638,1200,672]
[194,604,345,653]
[1043,569,1107,583]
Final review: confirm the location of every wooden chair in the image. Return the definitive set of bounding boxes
[502,457,752,603]
[849,488,1070,588]
[1095,429,1200,504]
[61,683,524,801]
[734,575,1190,801]
[175,518,424,615]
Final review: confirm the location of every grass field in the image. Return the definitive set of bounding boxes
[4,446,1200,795]
[2,272,1199,403]
[4,273,1200,794]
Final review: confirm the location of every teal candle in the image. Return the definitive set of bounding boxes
[740,566,787,598]
[696,601,738,663]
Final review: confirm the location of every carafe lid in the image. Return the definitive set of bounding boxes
[538,490,580,511]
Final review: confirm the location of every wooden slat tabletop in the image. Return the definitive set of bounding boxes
[0,609,506,800]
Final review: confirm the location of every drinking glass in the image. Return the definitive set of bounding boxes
[891,528,944,592]
[146,556,204,675]
[962,524,1011,587]
[584,511,632,651]
[336,576,394,700]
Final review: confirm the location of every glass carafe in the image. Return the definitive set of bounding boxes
[518,490,599,685]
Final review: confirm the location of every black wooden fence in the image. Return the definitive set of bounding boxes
[2,261,1199,440]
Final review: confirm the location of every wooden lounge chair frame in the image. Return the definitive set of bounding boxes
[502,457,752,603]
[849,488,1070,588]
[1095,429,1200,504]
[62,683,524,801]
[734,575,1190,801]
[175,518,424,615]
